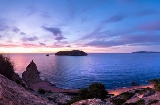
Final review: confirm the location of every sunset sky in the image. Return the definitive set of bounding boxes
[0,0,160,53]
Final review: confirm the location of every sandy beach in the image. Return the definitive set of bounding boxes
[108,84,154,96]
[31,81,154,96]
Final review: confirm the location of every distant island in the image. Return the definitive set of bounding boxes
[55,50,87,56]
[132,51,160,53]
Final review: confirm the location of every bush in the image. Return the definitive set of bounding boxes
[155,84,160,92]
[66,82,108,105]
[0,54,14,80]
[89,82,108,99]
[148,100,159,105]
[135,89,147,95]
[119,92,134,100]
[79,88,90,99]
[148,79,159,84]
[38,88,46,94]
[136,99,145,105]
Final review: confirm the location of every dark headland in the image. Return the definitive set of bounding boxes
[132,51,160,53]
[55,50,87,56]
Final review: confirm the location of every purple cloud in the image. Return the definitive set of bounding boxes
[12,27,20,33]
[55,35,66,41]
[138,21,160,31]
[106,14,126,23]
[83,34,160,47]
[0,43,19,48]
[0,24,9,31]
[20,32,26,35]
[66,45,71,47]
[39,42,46,46]
[22,43,39,48]
[42,26,62,36]
[22,36,38,42]
[42,26,66,41]
[136,9,160,17]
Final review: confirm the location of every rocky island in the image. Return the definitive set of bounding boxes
[55,50,87,56]
[132,51,160,53]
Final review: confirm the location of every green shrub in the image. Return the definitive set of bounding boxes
[135,89,146,95]
[38,88,46,94]
[148,100,159,105]
[148,79,159,84]
[0,54,14,80]
[110,98,126,105]
[66,82,108,105]
[155,83,160,92]
[119,92,134,100]
[78,88,90,99]
[89,82,108,99]
[136,99,145,105]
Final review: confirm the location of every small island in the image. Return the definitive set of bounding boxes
[55,50,87,56]
[132,51,160,53]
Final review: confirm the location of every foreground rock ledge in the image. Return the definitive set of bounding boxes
[0,74,54,105]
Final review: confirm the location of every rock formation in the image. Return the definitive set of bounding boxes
[22,60,41,86]
[0,74,53,105]
[72,98,108,105]
[55,50,87,56]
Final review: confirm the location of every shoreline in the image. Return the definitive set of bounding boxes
[108,84,153,96]
[31,81,154,96]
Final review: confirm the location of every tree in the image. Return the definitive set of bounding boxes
[79,88,90,99]
[89,82,108,99]
[0,54,14,80]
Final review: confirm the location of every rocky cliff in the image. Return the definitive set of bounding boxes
[0,74,54,105]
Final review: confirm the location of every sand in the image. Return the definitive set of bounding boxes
[108,84,153,96]
[31,81,154,96]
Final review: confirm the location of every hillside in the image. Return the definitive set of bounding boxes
[0,74,54,105]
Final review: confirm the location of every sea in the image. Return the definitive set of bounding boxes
[8,53,160,90]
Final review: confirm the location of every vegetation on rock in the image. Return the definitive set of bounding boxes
[0,54,14,80]
[149,78,160,92]
[55,50,87,56]
[0,54,26,88]
[38,88,46,94]
[67,82,108,104]
[136,99,145,105]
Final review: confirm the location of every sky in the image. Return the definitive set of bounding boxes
[0,0,160,53]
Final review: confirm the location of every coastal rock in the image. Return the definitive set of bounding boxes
[71,98,108,105]
[22,60,41,86]
[55,50,87,56]
[0,74,54,105]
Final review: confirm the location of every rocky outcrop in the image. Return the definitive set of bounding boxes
[22,60,41,86]
[0,74,54,105]
[55,50,87,56]
[72,98,108,105]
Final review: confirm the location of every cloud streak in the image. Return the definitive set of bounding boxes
[83,34,160,47]
[42,26,66,41]
[22,36,38,42]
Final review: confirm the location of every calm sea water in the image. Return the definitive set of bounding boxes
[9,53,160,89]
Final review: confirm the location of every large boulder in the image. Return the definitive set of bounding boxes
[22,60,41,86]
